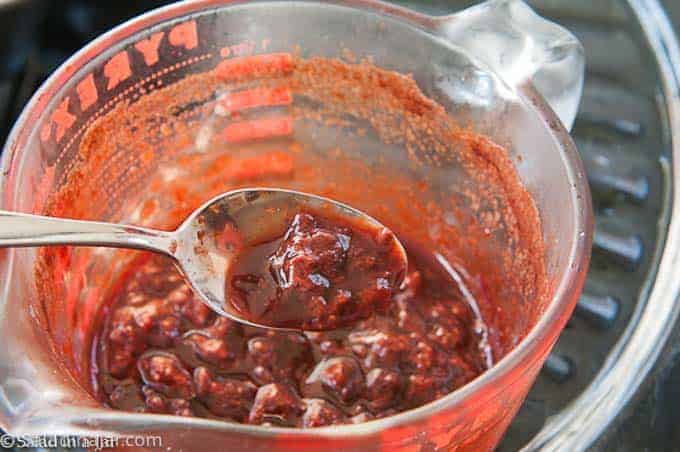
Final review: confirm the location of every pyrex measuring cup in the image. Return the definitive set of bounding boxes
[0,0,591,450]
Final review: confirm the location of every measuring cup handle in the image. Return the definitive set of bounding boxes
[0,210,176,255]
[436,0,584,130]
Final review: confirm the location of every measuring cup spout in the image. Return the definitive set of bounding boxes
[434,0,585,130]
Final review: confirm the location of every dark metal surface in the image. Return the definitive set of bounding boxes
[389,0,675,449]
[0,1,676,450]
[502,1,671,448]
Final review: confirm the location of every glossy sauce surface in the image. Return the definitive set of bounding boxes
[227,211,406,330]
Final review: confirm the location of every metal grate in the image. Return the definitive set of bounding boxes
[391,0,674,449]
[0,0,676,450]
[503,1,672,448]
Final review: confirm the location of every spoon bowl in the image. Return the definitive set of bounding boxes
[175,188,408,330]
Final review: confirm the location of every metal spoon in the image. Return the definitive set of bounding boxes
[0,188,407,330]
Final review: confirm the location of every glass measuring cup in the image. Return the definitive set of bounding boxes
[0,0,591,450]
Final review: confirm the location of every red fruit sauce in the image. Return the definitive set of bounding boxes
[227,210,406,330]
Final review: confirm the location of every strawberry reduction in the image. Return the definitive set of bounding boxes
[96,241,491,427]
[226,210,407,330]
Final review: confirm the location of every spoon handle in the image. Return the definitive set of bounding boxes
[0,210,176,255]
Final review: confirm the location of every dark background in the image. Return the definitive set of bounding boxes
[0,1,677,450]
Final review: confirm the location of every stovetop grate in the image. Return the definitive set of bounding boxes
[388,2,675,448]
[0,1,676,450]
[503,0,674,449]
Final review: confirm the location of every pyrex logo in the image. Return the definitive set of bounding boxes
[40,19,199,144]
